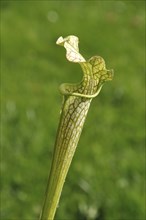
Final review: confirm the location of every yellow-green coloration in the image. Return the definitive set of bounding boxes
[40,35,113,220]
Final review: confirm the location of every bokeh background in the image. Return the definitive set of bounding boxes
[1,1,145,220]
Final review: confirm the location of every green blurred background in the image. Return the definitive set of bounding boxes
[1,1,145,220]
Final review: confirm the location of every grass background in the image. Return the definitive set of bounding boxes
[1,1,145,220]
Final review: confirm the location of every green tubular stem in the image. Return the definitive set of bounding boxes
[40,94,92,220]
